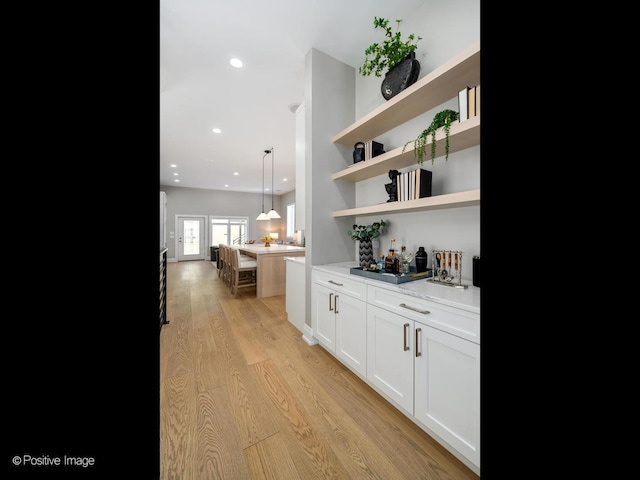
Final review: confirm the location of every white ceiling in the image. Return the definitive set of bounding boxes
[160,0,428,195]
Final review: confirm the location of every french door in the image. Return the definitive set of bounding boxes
[177,216,206,261]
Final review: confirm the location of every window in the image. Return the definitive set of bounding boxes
[286,204,295,238]
[210,217,248,246]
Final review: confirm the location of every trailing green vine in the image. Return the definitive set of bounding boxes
[403,109,459,165]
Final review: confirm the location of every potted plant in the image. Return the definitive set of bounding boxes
[348,220,387,267]
[403,109,460,165]
[359,17,422,100]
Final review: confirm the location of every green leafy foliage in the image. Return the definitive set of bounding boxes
[403,109,460,165]
[359,17,422,78]
[347,220,387,241]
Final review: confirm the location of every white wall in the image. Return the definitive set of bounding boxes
[352,0,481,277]
[160,185,285,260]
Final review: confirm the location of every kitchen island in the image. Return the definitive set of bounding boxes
[238,244,305,298]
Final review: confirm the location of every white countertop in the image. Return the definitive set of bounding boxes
[312,261,480,314]
[238,244,305,255]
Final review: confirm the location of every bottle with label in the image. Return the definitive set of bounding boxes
[385,249,399,274]
[377,254,385,272]
[415,247,428,273]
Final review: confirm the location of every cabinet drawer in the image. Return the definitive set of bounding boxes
[366,285,479,344]
[312,270,366,300]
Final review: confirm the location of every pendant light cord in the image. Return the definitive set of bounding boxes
[270,147,275,210]
[262,151,266,213]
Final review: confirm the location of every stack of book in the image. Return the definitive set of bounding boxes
[458,85,480,122]
[393,168,432,202]
[364,140,384,160]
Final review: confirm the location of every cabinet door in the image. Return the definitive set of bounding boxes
[414,325,480,468]
[335,294,366,377]
[312,283,335,352]
[366,304,414,414]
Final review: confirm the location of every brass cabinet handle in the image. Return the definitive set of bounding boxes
[403,323,410,351]
[399,303,430,315]
[415,328,422,357]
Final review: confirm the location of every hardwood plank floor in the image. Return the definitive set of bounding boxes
[160,260,480,479]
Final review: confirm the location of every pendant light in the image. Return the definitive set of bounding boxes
[266,147,281,219]
[256,150,270,220]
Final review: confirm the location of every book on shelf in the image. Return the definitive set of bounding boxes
[468,86,476,118]
[458,86,469,122]
[365,140,384,160]
[475,84,480,117]
[415,168,432,199]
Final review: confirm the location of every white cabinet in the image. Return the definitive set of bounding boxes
[366,304,415,415]
[311,270,367,377]
[367,283,480,470]
[285,258,305,333]
[414,324,480,468]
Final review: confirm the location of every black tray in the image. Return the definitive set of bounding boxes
[349,267,432,284]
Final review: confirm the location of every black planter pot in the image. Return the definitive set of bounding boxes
[381,52,420,100]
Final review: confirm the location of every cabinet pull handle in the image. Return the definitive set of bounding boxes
[328,280,343,286]
[335,295,339,314]
[415,328,422,357]
[403,323,410,351]
[399,303,430,315]
[329,292,333,311]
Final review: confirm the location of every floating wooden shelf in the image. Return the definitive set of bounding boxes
[331,189,480,217]
[332,41,480,146]
[333,116,479,183]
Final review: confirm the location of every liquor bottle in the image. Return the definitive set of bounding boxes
[384,244,399,274]
[415,247,428,273]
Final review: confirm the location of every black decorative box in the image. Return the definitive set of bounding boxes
[349,267,432,284]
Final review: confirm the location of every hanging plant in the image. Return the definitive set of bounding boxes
[403,109,460,165]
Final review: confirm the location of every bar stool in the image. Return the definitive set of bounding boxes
[229,247,257,295]
[217,243,226,279]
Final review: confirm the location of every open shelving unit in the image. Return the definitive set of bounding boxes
[331,41,480,218]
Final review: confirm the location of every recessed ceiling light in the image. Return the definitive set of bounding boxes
[170,164,177,168]
[283,178,288,181]
[174,179,180,182]
[229,58,243,68]
[212,128,221,133]
[224,184,229,187]
[233,172,239,175]
[173,173,178,176]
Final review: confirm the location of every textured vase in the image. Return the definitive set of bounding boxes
[359,237,374,267]
[381,52,421,100]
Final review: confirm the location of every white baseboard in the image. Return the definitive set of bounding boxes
[302,324,317,345]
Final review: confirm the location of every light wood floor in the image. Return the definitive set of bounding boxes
[160,260,480,479]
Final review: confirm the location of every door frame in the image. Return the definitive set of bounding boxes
[175,214,208,261]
